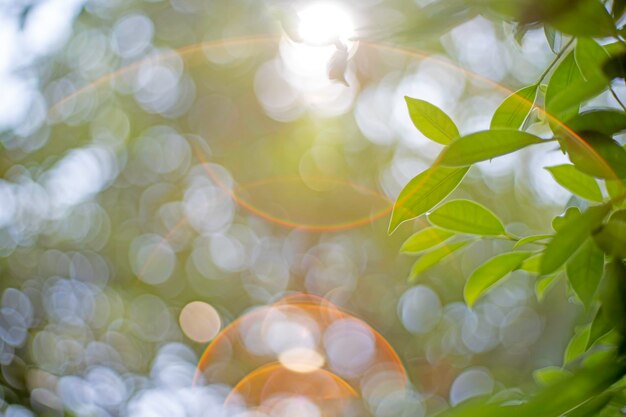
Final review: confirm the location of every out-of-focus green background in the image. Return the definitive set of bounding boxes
[1,0,623,415]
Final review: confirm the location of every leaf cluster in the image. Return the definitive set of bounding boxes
[391,3,626,413]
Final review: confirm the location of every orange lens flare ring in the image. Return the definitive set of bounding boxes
[46,35,624,236]
[191,146,393,232]
[194,293,408,415]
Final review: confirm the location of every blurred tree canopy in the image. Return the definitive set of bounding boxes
[0,0,626,416]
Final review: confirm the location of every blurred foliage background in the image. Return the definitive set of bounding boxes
[0,0,625,416]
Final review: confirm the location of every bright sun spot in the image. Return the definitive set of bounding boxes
[298,3,355,46]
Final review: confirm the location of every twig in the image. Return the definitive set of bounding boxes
[609,85,626,112]
[535,38,575,86]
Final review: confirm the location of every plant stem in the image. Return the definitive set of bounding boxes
[503,231,520,242]
[609,85,626,112]
[535,37,575,86]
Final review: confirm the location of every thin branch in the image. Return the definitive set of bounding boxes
[609,85,626,112]
[535,37,575,86]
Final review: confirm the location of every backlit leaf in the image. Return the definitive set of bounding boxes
[533,366,572,386]
[588,307,613,349]
[566,239,604,308]
[405,96,459,145]
[490,85,538,129]
[562,132,626,179]
[521,253,543,273]
[548,77,607,124]
[464,251,533,307]
[439,130,544,167]
[545,164,603,202]
[409,241,471,281]
[400,227,454,254]
[606,179,626,200]
[545,52,584,123]
[592,210,626,258]
[565,110,626,136]
[389,166,469,234]
[552,207,581,232]
[513,234,552,248]
[564,325,590,364]
[541,204,611,275]
[428,199,505,236]
[575,38,610,82]
[535,273,560,302]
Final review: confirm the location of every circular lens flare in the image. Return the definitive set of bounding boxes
[191,148,393,232]
[194,293,408,409]
[46,36,625,235]
[227,362,358,406]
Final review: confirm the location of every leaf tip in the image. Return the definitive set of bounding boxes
[387,216,401,236]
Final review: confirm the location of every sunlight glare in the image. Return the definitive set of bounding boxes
[297,3,355,46]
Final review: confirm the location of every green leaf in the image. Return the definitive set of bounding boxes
[521,253,543,273]
[603,51,626,79]
[541,204,611,275]
[436,354,626,417]
[575,38,610,82]
[552,207,581,232]
[548,79,607,125]
[400,227,454,254]
[606,179,626,200]
[438,130,545,167]
[536,273,560,302]
[545,45,610,127]
[566,239,604,308]
[513,234,552,248]
[548,0,615,37]
[546,52,585,123]
[533,366,573,387]
[562,132,626,179]
[603,40,626,57]
[588,307,613,349]
[565,391,613,417]
[405,96,459,145]
[428,199,505,236]
[409,241,471,281]
[564,325,590,364]
[545,164,603,202]
[389,166,469,234]
[544,25,560,54]
[600,259,626,335]
[490,85,538,129]
[464,251,533,307]
[565,110,626,136]
[593,210,626,259]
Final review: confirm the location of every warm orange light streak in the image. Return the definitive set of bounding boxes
[225,362,358,405]
[45,35,624,287]
[48,35,281,117]
[45,35,623,234]
[190,143,393,232]
[363,39,625,223]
